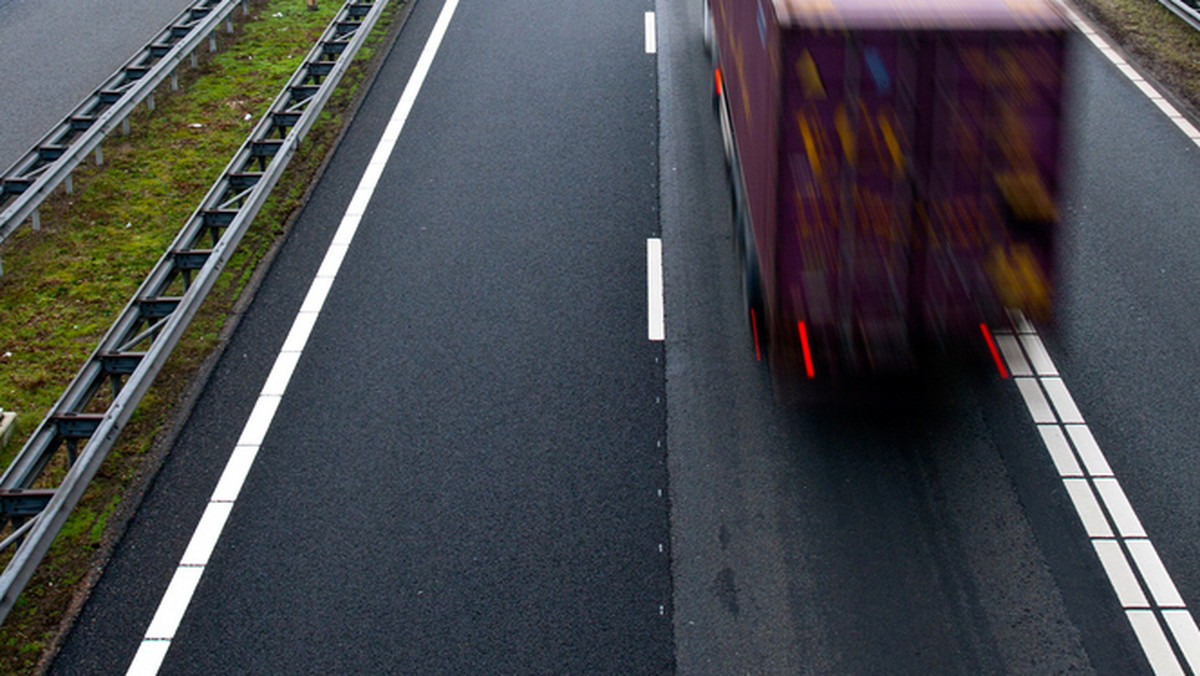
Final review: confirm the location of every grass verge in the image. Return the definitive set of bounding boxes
[0,0,404,672]
[1070,0,1200,116]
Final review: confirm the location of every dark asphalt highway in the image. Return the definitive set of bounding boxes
[22,0,1200,673]
[660,1,1200,673]
[0,0,194,171]
[50,0,669,672]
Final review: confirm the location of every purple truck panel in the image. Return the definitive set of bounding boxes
[711,0,1068,373]
[774,0,1067,30]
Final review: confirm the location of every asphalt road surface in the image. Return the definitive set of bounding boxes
[18,0,1200,673]
[50,0,670,672]
[0,0,195,171]
[659,1,1200,674]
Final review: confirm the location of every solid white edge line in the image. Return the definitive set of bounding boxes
[299,275,336,313]
[648,238,665,341]
[1072,8,1200,153]
[1134,79,1163,100]
[1093,539,1149,608]
[234,396,282,448]
[1117,63,1141,81]
[281,311,320,353]
[645,11,657,54]
[179,502,235,566]
[210,445,261,502]
[1127,609,1186,676]
[1163,610,1200,673]
[1152,96,1182,119]
[141,566,206,640]
[1127,539,1186,608]
[127,0,464,671]
[1175,117,1200,139]
[126,640,171,676]
[316,243,352,279]
[262,351,302,397]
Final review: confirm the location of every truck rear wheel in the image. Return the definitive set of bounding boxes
[741,221,767,364]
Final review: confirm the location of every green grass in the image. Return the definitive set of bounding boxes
[0,0,402,671]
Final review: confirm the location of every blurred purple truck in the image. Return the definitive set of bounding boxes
[705,0,1070,379]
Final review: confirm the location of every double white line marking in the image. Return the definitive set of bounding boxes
[998,312,1200,675]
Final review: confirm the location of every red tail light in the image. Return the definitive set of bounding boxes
[980,323,1008,378]
[798,322,814,379]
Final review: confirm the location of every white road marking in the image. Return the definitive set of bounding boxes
[997,311,1200,674]
[125,642,171,676]
[996,335,1032,376]
[210,445,260,502]
[1135,79,1163,100]
[1015,377,1056,423]
[1128,610,1186,676]
[1019,333,1058,376]
[644,11,656,54]
[1092,539,1148,608]
[1153,96,1182,119]
[1063,478,1113,538]
[280,311,319,353]
[127,0,463,671]
[1065,424,1113,476]
[1041,378,1084,424]
[648,237,664,341]
[1127,539,1186,608]
[1117,63,1141,80]
[179,502,234,566]
[236,396,281,447]
[1175,117,1200,140]
[1163,610,1200,672]
[143,566,206,640]
[262,350,302,397]
[1062,5,1200,151]
[1037,424,1083,476]
[1093,477,1146,538]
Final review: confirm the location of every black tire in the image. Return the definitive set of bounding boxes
[741,217,767,364]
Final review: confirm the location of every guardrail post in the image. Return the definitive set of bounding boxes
[0,0,392,622]
[65,174,73,195]
[30,210,39,232]
[209,31,218,52]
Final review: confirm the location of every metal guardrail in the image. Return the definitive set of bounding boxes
[0,0,391,624]
[0,0,248,276]
[1159,0,1200,31]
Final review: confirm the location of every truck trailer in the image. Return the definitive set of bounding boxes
[705,0,1070,379]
